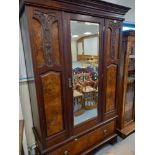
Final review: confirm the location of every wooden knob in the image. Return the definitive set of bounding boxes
[64,150,69,155]
[104,129,108,135]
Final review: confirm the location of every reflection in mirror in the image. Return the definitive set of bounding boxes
[70,21,99,126]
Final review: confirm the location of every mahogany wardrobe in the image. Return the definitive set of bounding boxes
[20,0,130,154]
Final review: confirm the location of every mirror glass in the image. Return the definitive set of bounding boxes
[70,20,99,126]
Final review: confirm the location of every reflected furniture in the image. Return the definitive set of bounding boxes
[79,73,98,110]
[73,88,84,116]
[73,72,98,111]
[73,74,85,116]
[117,30,135,138]
[20,0,130,154]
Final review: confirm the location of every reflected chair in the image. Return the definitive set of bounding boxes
[78,73,98,110]
[73,74,85,116]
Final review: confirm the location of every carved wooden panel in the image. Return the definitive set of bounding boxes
[115,29,120,59]
[106,65,117,112]
[106,20,121,60]
[41,72,64,136]
[107,27,112,59]
[32,18,45,67]
[51,21,61,65]
[32,10,61,67]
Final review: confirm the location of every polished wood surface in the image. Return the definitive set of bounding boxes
[106,65,117,112]
[115,29,120,59]
[102,19,122,123]
[41,72,63,136]
[20,0,130,154]
[117,30,135,138]
[32,18,45,67]
[51,134,88,155]
[50,120,115,155]
[106,27,112,60]
[32,9,61,67]
[20,0,130,19]
[107,20,121,60]
[51,21,61,65]
[87,120,115,147]
[21,6,69,149]
[117,122,135,138]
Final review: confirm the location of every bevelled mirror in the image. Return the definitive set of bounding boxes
[70,20,99,126]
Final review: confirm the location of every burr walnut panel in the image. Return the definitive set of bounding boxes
[106,65,117,112]
[32,10,61,68]
[51,21,61,66]
[41,72,64,136]
[32,18,45,67]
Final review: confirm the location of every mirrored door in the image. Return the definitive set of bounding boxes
[70,20,100,126]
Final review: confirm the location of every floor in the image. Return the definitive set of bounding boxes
[95,133,135,155]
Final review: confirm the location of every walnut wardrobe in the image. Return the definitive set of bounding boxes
[20,0,130,154]
[117,30,135,138]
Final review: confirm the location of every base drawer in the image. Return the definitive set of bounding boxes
[51,134,87,155]
[50,120,115,155]
[87,121,115,148]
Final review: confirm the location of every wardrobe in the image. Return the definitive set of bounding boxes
[117,30,135,138]
[20,0,130,154]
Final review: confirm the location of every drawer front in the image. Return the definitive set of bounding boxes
[87,121,115,148]
[50,121,115,155]
[51,135,88,155]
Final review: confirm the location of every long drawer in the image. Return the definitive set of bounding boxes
[49,120,115,155]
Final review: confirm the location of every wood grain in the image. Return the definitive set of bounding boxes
[51,21,61,65]
[50,120,115,155]
[107,27,112,60]
[115,28,120,59]
[106,65,117,112]
[117,31,135,137]
[41,71,64,136]
[20,0,129,153]
[32,18,45,67]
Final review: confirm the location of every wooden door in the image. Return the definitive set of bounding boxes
[27,6,69,145]
[63,13,105,135]
[103,19,123,120]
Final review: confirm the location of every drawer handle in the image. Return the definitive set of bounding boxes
[64,150,69,155]
[104,129,108,135]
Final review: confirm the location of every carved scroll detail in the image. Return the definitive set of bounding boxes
[33,11,57,67]
[108,20,121,59]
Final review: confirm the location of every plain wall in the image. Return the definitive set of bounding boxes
[19,28,35,149]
